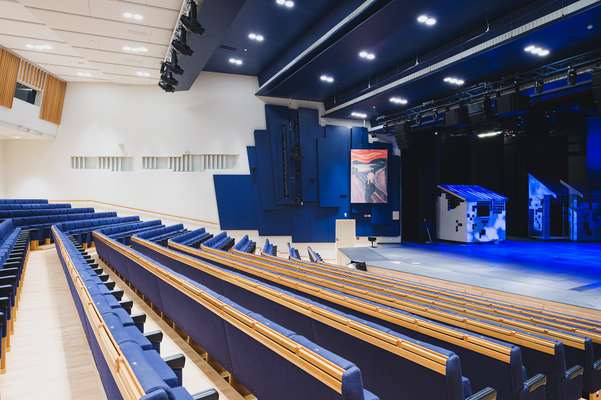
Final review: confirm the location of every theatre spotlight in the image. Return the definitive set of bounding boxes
[172,28,193,56]
[160,71,178,86]
[162,50,184,75]
[567,67,577,86]
[535,78,544,94]
[159,81,175,93]
[180,0,205,35]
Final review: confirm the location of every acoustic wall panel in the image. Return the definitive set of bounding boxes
[318,125,350,208]
[298,108,321,202]
[254,130,277,211]
[214,175,259,230]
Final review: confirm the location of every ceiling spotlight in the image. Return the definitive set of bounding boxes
[159,81,175,93]
[248,32,265,42]
[389,97,408,105]
[443,77,465,86]
[136,71,151,77]
[359,50,376,61]
[567,67,577,85]
[351,112,367,119]
[587,24,594,30]
[172,28,193,56]
[161,71,178,86]
[417,14,437,26]
[26,44,52,51]
[477,131,503,139]
[162,50,184,75]
[228,57,243,66]
[319,74,334,83]
[276,0,294,8]
[524,45,550,57]
[122,45,148,53]
[123,12,144,21]
[180,0,205,35]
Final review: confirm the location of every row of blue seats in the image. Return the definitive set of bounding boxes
[0,203,71,210]
[132,233,505,400]
[99,220,165,245]
[262,239,277,256]
[233,235,256,254]
[246,244,601,400]
[0,219,30,372]
[135,224,188,246]
[53,227,217,400]
[0,207,95,220]
[95,231,380,400]
[56,216,141,246]
[165,230,576,400]
[287,243,301,260]
[169,228,213,248]
[202,232,234,251]
[0,199,48,204]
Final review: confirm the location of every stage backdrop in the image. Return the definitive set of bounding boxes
[351,149,388,203]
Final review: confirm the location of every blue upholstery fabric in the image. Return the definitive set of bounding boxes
[135,225,185,240]
[53,228,196,400]
[0,199,48,204]
[203,232,228,248]
[97,236,377,400]
[0,203,70,210]
[170,228,212,246]
[0,207,95,219]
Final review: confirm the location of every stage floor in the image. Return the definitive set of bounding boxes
[340,240,601,310]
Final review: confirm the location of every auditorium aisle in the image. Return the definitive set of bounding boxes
[0,247,106,399]
[0,246,243,400]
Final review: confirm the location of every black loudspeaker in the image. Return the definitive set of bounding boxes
[444,105,469,127]
[593,68,601,112]
[496,93,530,115]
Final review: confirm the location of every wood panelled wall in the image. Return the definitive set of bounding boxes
[18,59,47,91]
[0,47,67,125]
[0,48,20,109]
[40,75,67,125]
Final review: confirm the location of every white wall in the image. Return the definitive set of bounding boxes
[1,72,266,223]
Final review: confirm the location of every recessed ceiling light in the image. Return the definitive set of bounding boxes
[587,24,594,30]
[136,71,151,77]
[443,76,465,86]
[389,97,408,105]
[229,57,243,66]
[358,50,376,61]
[524,45,550,57]
[319,74,334,83]
[351,112,368,119]
[417,14,437,26]
[276,0,294,8]
[123,12,144,21]
[248,32,265,42]
[26,44,52,51]
[77,72,92,77]
[122,45,148,53]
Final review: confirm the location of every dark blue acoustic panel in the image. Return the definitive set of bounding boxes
[587,117,601,190]
[214,175,259,230]
[299,108,322,202]
[319,125,351,207]
[254,130,277,210]
[292,204,341,243]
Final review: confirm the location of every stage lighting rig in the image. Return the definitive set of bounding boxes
[161,70,178,87]
[162,50,184,75]
[181,0,205,35]
[567,67,577,85]
[172,27,193,56]
[159,81,175,93]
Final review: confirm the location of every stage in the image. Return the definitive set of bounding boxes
[339,240,601,310]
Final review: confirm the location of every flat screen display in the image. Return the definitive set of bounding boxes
[350,149,388,203]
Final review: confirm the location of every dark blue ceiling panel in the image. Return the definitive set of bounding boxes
[203,0,344,77]
[322,3,601,120]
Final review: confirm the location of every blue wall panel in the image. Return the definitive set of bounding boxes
[266,105,299,205]
[319,125,351,208]
[299,108,321,202]
[214,175,259,230]
[254,130,277,210]
[587,117,601,190]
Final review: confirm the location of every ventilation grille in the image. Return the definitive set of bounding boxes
[142,154,238,172]
[71,156,133,172]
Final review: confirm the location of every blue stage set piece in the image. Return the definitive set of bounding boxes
[436,185,507,243]
[214,105,401,242]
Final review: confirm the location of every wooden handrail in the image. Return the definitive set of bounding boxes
[134,237,518,363]
[230,250,601,347]
[52,227,145,400]
[169,240,559,356]
[94,232,347,392]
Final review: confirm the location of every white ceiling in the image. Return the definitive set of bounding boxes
[0,0,183,85]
